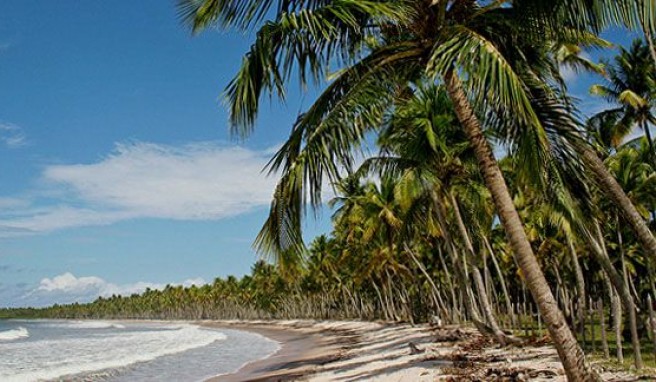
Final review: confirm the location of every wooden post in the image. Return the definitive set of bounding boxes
[523,301,528,337]
[530,304,535,337]
[649,295,656,363]
[580,299,586,349]
[511,302,517,331]
[510,302,516,332]
[599,298,609,358]
[590,297,596,353]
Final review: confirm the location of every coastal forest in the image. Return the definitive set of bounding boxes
[5,1,656,380]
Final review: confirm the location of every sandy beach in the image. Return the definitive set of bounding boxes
[203,322,342,381]
[201,320,648,382]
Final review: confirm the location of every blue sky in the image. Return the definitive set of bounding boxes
[0,2,645,307]
[0,1,331,307]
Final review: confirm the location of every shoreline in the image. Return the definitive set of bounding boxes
[199,320,448,381]
[3,319,649,381]
[200,321,346,381]
[198,320,647,382]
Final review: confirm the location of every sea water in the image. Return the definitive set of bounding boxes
[0,319,280,382]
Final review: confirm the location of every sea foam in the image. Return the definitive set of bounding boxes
[0,327,29,341]
[0,324,226,382]
[44,320,126,329]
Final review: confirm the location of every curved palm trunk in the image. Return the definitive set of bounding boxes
[566,233,587,344]
[404,244,450,322]
[603,272,624,363]
[433,193,482,323]
[483,235,515,326]
[445,70,600,381]
[615,222,644,369]
[581,145,656,262]
[437,243,461,321]
[577,214,644,368]
[450,192,514,344]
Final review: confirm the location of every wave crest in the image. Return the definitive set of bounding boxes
[0,324,227,382]
[47,321,126,329]
[0,327,29,341]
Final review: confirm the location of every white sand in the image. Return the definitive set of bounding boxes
[208,320,649,381]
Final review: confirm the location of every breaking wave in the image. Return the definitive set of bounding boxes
[0,327,29,341]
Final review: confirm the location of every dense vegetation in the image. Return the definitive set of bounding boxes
[5,1,656,380]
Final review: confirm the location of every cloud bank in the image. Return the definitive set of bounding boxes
[5,272,206,308]
[0,141,278,237]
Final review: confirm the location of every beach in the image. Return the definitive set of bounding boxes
[203,320,645,382]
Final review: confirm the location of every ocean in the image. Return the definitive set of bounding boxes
[0,319,280,382]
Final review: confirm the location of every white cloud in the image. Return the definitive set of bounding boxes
[0,141,278,236]
[44,142,276,218]
[38,273,106,293]
[0,207,135,235]
[0,122,27,148]
[6,272,208,307]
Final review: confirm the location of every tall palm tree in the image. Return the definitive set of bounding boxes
[364,84,514,343]
[177,1,650,379]
[585,38,656,258]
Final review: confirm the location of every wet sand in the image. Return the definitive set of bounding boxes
[201,322,344,381]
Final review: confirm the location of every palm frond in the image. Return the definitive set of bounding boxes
[254,48,420,258]
[428,25,542,133]
[178,0,334,32]
[223,0,415,136]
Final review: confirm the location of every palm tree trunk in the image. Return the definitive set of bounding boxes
[603,272,624,363]
[404,244,449,321]
[437,243,461,321]
[617,224,644,368]
[552,261,572,320]
[599,298,610,359]
[444,70,600,382]
[433,193,482,323]
[483,236,515,325]
[647,260,656,302]
[450,192,512,344]
[642,121,656,166]
[584,219,643,369]
[580,145,656,262]
[566,232,587,345]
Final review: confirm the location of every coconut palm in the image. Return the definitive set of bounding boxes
[178,1,597,378]
[585,38,656,261]
[590,38,656,161]
[635,0,656,67]
[606,138,656,214]
[350,84,499,340]
[177,1,656,379]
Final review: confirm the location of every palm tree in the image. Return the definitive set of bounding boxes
[635,0,656,68]
[177,1,648,379]
[367,84,517,343]
[591,38,656,161]
[584,38,656,263]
